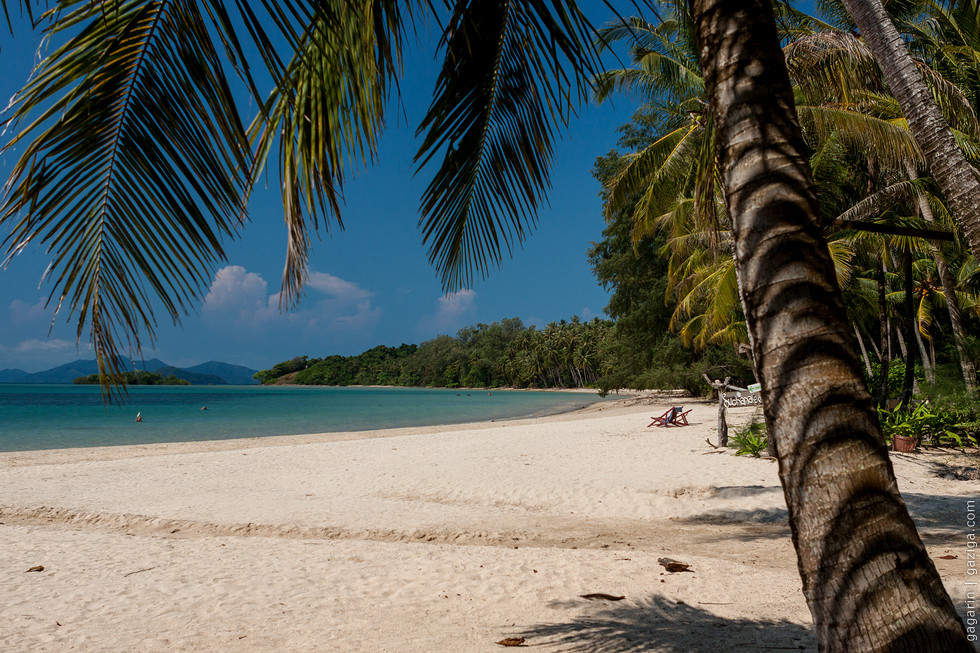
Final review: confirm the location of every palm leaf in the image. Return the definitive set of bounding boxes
[248,1,405,308]
[1,0,251,398]
[796,105,924,170]
[415,0,600,291]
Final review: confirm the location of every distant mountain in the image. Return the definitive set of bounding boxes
[182,361,260,385]
[0,368,29,383]
[152,366,227,385]
[21,359,102,383]
[8,358,258,385]
[133,358,169,371]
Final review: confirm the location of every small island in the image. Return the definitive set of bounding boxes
[73,370,191,385]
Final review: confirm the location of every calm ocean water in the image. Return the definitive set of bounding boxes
[0,384,608,452]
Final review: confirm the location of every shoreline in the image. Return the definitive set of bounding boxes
[0,391,655,466]
[2,399,974,651]
[0,385,630,458]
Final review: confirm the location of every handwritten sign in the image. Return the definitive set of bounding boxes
[722,391,762,408]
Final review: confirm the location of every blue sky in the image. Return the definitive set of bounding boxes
[0,3,638,373]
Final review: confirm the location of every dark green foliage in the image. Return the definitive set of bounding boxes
[866,359,923,399]
[730,418,768,457]
[588,151,754,394]
[74,371,190,385]
[262,318,612,389]
[254,356,314,384]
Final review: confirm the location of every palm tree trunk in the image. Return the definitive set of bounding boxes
[894,320,908,363]
[689,0,971,649]
[839,0,980,261]
[876,262,891,407]
[852,320,874,379]
[914,320,935,385]
[863,321,882,360]
[900,247,916,408]
[911,179,979,396]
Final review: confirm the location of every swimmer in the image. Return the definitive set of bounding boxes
[200,406,207,411]
[135,412,142,423]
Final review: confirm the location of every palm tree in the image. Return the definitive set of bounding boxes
[837,0,980,262]
[786,27,980,396]
[1,0,973,649]
[689,0,971,648]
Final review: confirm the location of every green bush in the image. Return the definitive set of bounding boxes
[730,418,768,457]
[877,401,974,449]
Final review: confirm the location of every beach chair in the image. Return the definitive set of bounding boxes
[666,408,692,427]
[648,407,678,427]
[649,406,692,428]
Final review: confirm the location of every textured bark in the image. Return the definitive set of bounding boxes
[839,0,980,262]
[689,0,971,650]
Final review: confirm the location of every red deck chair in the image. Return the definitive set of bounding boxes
[648,406,680,427]
[666,408,692,427]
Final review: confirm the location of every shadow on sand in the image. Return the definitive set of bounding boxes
[519,595,815,652]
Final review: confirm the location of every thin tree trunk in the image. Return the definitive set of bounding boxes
[894,320,908,362]
[864,321,882,360]
[911,180,979,396]
[689,0,971,649]
[839,0,980,261]
[914,319,935,385]
[876,261,891,407]
[900,247,916,408]
[853,320,874,379]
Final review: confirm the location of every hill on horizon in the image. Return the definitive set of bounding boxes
[1,358,259,385]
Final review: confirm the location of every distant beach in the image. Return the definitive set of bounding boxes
[1,397,974,651]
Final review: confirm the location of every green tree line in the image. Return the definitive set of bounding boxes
[255,317,614,389]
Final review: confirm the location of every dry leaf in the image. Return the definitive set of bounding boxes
[938,555,958,560]
[25,565,44,573]
[657,557,693,573]
[580,593,625,601]
[496,637,526,647]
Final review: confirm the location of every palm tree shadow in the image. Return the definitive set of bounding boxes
[519,595,815,652]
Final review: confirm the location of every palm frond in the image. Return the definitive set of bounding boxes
[834,178,928,222]
[1,0,251,398]
[415,0,599,290]
[605,123,695,215]
[796,105,924,170]
[2,0,35,36]
[249,1,400,307]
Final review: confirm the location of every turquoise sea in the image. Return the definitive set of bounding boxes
[0,384,608,453]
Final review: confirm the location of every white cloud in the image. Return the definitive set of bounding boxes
[202,265,381,334]
[204,265,268,309]
[13,338,76,354]
[8,297,48,325]
[418,289,476,335]
[307,271,372,302]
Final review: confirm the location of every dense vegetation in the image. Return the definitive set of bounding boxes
[74,371,191,385]
[255,317,615,389]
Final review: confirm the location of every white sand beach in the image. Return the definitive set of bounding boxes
[1,397,976,652]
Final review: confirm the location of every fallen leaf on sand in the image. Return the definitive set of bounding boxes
[496,637,526,647]
[25,565,44,573]
[938,555,958,560]
[658,558,693,573]
[580,593,626,601]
